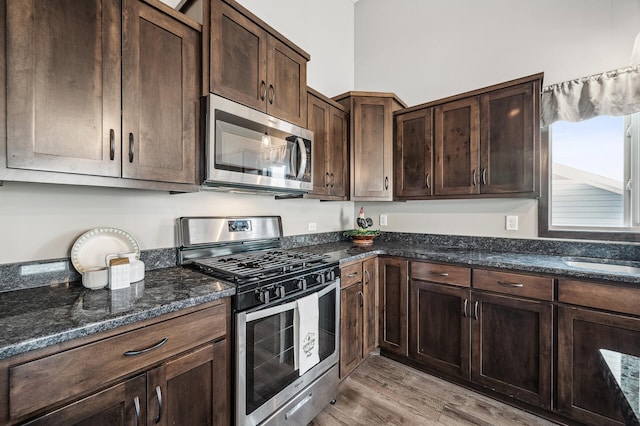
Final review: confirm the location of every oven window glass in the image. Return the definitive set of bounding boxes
[245,287,337,414]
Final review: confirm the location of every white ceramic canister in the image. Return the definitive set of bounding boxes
[106,252,145,283]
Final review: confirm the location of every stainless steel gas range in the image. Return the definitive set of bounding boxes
[177,216,339,426]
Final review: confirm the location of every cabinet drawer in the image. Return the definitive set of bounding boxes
[410,262,470,287]
[9,304,226,419]
[558,279,640,316]
[341,263,363,288]
[473,269,553,301]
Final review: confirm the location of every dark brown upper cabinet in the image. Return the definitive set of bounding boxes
[434,97,480,196]
[334,92,407,201]
[3,0,201,191]
[395,108,434,199]
[209,0,309,127]
[306,88,349,200]
[122,0,200,184]
[394,73,542,200]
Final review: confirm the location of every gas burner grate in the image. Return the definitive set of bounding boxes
[191,249,329,280]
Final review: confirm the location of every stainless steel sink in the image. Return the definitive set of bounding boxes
[563,258,640,274]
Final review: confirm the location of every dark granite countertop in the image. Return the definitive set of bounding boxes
[599,349,640,425]
[4,238,640,363]
[296,241,640,286]
[0,267,235,360]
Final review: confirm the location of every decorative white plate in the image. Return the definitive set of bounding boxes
[71,227,140,273]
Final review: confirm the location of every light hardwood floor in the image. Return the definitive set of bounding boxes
[310,354,560,426]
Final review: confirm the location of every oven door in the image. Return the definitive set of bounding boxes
[236,280,339,426]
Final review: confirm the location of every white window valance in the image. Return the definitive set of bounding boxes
[541,65,640,127]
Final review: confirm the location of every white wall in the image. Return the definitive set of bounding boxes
[0,0,356,265]
[354,0,640,239]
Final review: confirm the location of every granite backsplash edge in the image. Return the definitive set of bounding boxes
[2,231,640,292]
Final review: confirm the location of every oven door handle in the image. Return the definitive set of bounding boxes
[244,279,338,322]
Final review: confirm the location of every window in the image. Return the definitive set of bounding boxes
[541,114,640,241]
[539,65,640,241]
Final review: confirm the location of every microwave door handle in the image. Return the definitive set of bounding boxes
[295,137,307,180]
[289,139,298,178]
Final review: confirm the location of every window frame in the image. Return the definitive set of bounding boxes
[538,125,640,242]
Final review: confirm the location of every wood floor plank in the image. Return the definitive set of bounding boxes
[310,354,559,426]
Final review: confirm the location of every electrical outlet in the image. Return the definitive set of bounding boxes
[380,214,388,227]
[308,222,317,231]
[506,215,518,231]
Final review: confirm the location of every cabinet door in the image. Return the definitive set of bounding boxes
[471,293,552,409]
[148,340,228,426]
[363,258,378,355]
[340,282,363,379]
[267,36,307,127]
[328,106,349,198]
[25,375,146,426]
[558,306,640,426]
[480,82,536,194]
[307,93,330,197]
[210,0,267,112]
[6,0,121,177]
[409,280,470,379]
[434,97,480,195]
[378,258,408,356]
[395,108,433,199]
[122,0,199,184]
[352,97,394,201]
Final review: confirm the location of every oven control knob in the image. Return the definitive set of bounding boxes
[256,289,270,304]
[297,278,307,291]
[275,285,286,298]
[325,270,335,282]
[313,273,324,285]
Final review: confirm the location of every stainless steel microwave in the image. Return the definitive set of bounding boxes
[203,94,313,195]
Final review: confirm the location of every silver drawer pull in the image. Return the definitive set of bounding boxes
[429,272,449,277]
[124,338,168,356]
[346,272,358,278]
[497,280,524,288]
[285,393,313,420]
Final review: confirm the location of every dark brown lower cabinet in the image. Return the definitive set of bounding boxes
[409,280,470,379]
[340,280,363,378]
[378,257,408,357]
[471,292,552,409]
[22,375,146,426]
[558,306,640,425]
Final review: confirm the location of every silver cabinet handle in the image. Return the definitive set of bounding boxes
[429,271,449,277]
[472,169,477,186]
[109,129,115,161]
[268,84,275,104]
[463,299,468,318]
[325,172,330,187]
[497,281,524,288]
[482,168,487,185]
[364,269,370,285]
[154,385,163,424]
[134,396,141,426]
[123,338,168,356]
[385,176,389,190]
[330,172,335,188]
[346,272,358,278]
[426,173,431,189]
[128,133,134,163]
[473,301,479,321]
[260,80,267,101]
[358,290,364,307]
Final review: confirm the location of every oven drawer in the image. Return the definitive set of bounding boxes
[9,304,226,419]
